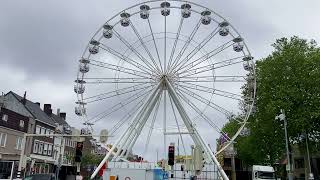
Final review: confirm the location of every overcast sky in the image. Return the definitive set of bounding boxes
[1,0,320,160]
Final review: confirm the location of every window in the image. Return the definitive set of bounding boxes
[38,142,43,154]
[51,130,54,138]
[54,151,58,160]
[15,137,23,150]
[33,141,39,153]
[48,130,52,138]
[295,158,304,169]
[36,125,41,134]
[46,129,50,137]
[0,133,7,147]
[48,144,52,156]
[19,120,25,128]
[2,114,8,121]
[42,127,46,135]
[43,143,48,155]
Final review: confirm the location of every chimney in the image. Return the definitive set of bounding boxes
[44,104,52,115]
[35,102,40,106]
[59,112,66,120]
[21,91,27,105]
[57,108,60,116]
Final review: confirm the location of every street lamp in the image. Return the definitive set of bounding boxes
[304,132,314,180]
[275,109,293,180]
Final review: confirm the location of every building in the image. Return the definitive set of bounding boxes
[217,137,251,180]
[50,109,77,179]
[0,91,78,177]
[289,145,320,179]
[0,92,35,179]
[11,93,57,174]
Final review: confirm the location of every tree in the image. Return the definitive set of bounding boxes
[81,152,104,167]
[222,36,320,166]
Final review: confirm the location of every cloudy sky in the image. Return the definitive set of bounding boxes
[1,0,320,161]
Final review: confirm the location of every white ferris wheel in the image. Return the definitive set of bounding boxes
[74,0,256,179]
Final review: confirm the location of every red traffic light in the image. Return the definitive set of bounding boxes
[168,145,175,166]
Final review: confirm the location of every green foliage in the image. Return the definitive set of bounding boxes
[222,36,320,165]
[81,152,104,167]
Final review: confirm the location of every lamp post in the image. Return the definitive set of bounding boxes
[275,109,293,180]
[304,132,314,180]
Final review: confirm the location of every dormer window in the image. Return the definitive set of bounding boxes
[46,129,50,137]
[2,114,8,121]
[19,120,24,128]
[36,125,41,134]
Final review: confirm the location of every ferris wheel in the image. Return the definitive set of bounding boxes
[74,0,255,179]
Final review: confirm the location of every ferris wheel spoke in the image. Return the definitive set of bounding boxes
[177,86,233,117]
[178,75,246,82]
[175,89,230,140]
[147,19,163,72]
[167,17,184,73]
[97,44,154,74]
[168,25,219,74]
[178,82,251,101]
[89,59,151,78]
[84,77,154,84]
[176,40,234,74]
[89,87,153,123]
[164,14,167,72]
[129,21,162,74]
[83,83,153,103]
[178,56,246,78]
[168,93,187,155]
[113,30,159,74]
[168,19,202,73]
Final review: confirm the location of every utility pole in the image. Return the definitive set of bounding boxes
[230,142,236,180]
[276,109,293,180]
[17,134,27,179]
[305,132,314,180]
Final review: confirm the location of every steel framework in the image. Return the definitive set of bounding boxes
[74,1,256,179]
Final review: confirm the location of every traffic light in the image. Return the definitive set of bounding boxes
[168,145,175,166]
[75,142,83,162]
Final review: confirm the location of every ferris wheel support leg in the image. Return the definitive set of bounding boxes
[118,117,148,159]
[117,88,162,159]
[111,84,163,161]
[119,91,161,159]
[90,83,162,179]
[112,116,144,160]
[165,78,229,180]
[113,88,162,161]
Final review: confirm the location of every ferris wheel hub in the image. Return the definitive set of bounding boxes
[159,75,169,90]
